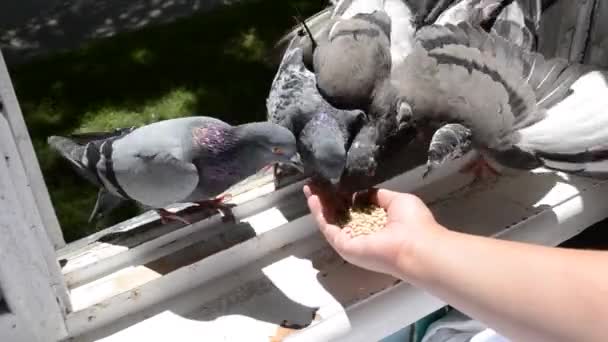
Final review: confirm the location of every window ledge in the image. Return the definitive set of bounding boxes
[59,151,608,341]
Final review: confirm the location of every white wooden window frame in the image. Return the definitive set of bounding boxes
[1,1,608,341]
[0,60,69,340]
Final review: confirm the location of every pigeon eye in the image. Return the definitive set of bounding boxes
[272,147,283,155]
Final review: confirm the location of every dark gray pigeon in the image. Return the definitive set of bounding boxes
[267,39,364,186]
[393,23,607,178]
[48,117,302,224]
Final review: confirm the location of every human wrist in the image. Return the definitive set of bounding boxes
[394,222,449,283]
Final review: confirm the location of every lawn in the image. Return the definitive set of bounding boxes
[8,0,325,242]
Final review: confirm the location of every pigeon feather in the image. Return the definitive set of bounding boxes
[398,22,605,175]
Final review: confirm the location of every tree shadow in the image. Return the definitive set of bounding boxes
[1,0,291,64]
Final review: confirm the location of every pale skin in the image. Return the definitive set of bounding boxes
[304,186,608,342]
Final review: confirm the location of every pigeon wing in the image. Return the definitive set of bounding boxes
[107,123,200,209]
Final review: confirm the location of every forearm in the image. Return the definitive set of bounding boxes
[401,227,608,342]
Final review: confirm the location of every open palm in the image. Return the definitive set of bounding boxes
[304,186,442,279]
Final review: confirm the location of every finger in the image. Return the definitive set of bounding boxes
[352,188,378,207]
[303,185,312,199]
[373,189,402,209]
[306,194,328,226]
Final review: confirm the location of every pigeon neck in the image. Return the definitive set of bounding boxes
[231,124,279,171]
[370,78,398,117]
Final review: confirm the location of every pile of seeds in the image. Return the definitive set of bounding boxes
[336,204,388,237]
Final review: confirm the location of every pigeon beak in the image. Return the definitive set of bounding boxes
[329,176,341,186]
[286,153,305,173]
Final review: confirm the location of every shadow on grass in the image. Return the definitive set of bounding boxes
[8,0,325,242]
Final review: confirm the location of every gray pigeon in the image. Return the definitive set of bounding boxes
[312,9,407,183]
[313,10,394,112]
[423,0,544,177]
[273,0,416,70]
[393,22,605,178]
[336,2,514,181]
[267,38,364,186]
[48,117,302,224]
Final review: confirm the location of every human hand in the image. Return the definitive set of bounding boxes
[304,186,444,280]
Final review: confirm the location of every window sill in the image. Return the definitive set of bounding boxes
[58,151,608,341]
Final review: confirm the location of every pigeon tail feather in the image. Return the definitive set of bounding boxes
[48,135,100,186]
[491,0,541,51]
[271,6,335,65]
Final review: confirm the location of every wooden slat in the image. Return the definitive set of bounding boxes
[567,0,596,62]
[58,170,275,257]
[59,172,293,289]
[538,0,596,62]
[0,313,36,342]
[0,50,66,249]
[64,166,608,341]
[0,115,68,341]
[63,155,475,339]
[584,0,608,68]
[0,76,72,312]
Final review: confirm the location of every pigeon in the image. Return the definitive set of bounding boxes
[48,117,303,224]
[275,0,417,81]
[422,0,545,178]
[392,22,606,178]
[266,37,365,186]
[275,1,533,187]
[310,9,401,179]
[327,1,515,182]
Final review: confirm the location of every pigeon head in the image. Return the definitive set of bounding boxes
[312,11,392,111]
[298,113,348,185]
[345,124,379,179]
[312,139,345,185]
[235,122,303,172]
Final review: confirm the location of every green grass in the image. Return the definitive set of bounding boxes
[9,0,325,242]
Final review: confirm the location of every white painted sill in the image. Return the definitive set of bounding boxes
[56,151,608,342]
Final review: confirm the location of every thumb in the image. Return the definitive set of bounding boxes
[374,189,403,209]
[374,189,427,223]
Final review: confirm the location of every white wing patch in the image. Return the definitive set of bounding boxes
[542,158,608,174]
[383,0,416,68]
[336,0,384,19]
[517,70,608,154]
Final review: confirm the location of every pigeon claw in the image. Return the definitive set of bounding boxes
[460,157,500,184]
[156,208,192,225]
[195,196,237,223]
[422,163,434,179]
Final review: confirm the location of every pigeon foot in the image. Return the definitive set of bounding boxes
[273,163,305,189]
[156,208,192,225]
[195,195,237,223]
[460,156,500,184]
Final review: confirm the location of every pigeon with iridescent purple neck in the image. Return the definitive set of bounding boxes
[48,117,302,224]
